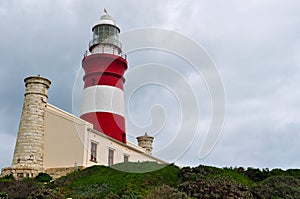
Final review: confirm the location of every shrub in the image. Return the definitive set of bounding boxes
[0,192,8,199]
[0,179,41,198]
[35,173,52,183]
[145,184,188,199]
[27,187,64,199]
[251,175,300,198]
[0,174,14,181]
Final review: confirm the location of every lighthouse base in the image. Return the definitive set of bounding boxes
[1,166,43,179]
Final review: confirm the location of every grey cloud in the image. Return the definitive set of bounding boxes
[1,0,300,169]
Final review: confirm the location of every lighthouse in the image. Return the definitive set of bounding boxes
[80,10,128,143]
[1,11,165,180]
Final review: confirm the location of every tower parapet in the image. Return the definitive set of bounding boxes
[137,133,154,155]
[1,76,51,179]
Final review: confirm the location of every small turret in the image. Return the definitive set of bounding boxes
[137,133,154,155]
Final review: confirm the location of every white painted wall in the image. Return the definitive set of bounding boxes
[43,103,165,169]
[44,104,91,168]
[86,128,166,167]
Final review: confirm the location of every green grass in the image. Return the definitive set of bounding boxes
[111,161,168,173]
[2,163,300,198]
[56,162,180,198]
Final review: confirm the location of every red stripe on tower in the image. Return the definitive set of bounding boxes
[80,11,128,143]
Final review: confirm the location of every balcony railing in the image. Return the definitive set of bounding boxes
[83,49,127,60]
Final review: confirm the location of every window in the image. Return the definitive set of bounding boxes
[108,149,114,166]
[124,155,129,162]
[90,142,97,162]
[122,133,126,143]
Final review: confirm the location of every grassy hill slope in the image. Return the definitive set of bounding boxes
[1,162,300,198]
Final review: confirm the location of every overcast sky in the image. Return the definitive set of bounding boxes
[1,0,300,170]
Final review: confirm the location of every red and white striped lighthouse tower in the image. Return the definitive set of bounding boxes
[80,10,127,143]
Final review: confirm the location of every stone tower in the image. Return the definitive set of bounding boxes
[137,133,154,155]
[1,76,51,178]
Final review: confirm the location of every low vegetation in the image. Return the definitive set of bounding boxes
[1,162,300,198]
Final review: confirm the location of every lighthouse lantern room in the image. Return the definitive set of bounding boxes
[89,10,122,55]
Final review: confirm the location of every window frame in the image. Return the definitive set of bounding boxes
[124,154,129,162]
[108,148,114,166]
[90,141,98,162]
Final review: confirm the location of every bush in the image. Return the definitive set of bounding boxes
[0,179,41,198]
[68,183,112,198]
[251,175,300,198]
[178,176,254,198]
[35,173,52,183]
[0,192,8,199]
[244,167,268,182]
[27,187,64,199]
[145,184,188,199]
[0,174,14,181]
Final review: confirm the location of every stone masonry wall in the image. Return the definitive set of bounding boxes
[1,76,51,179]
[45,166,85,179]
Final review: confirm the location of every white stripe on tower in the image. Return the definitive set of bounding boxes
[80,85,125,116]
